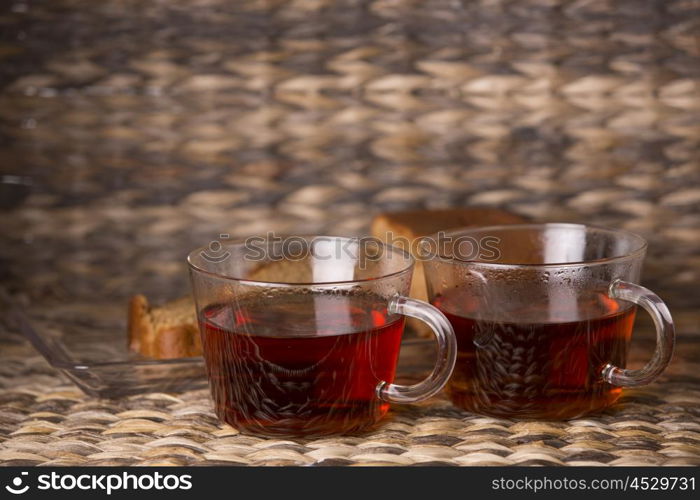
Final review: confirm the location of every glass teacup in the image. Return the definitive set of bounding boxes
[188,236,456,437]
[423,223,674,419]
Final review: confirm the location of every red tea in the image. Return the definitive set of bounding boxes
[433,290,636,419]
[199,292,404,437]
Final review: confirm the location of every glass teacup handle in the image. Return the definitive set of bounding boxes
[377,295,457,403]
[602,279,675,387]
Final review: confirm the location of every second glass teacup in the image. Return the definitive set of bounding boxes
[188,236,456,437]
[423,223,675,419]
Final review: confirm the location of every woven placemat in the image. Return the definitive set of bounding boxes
[0,333,698,466]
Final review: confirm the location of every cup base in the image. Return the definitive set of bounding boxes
[447,387,623,420]
[215,403,391,438]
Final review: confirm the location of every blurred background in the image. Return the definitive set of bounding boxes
[0,0,698,332]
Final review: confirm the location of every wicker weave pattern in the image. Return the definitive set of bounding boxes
[0,339,699,466]
[0,0,698,315]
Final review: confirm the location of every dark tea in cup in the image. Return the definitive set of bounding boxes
[199,292,404,436]
[433,289,636,419]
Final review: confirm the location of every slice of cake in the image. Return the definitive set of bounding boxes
[128,294,200,359]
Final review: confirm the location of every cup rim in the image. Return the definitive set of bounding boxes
[423,222,648,269]
[187,235,415,286]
